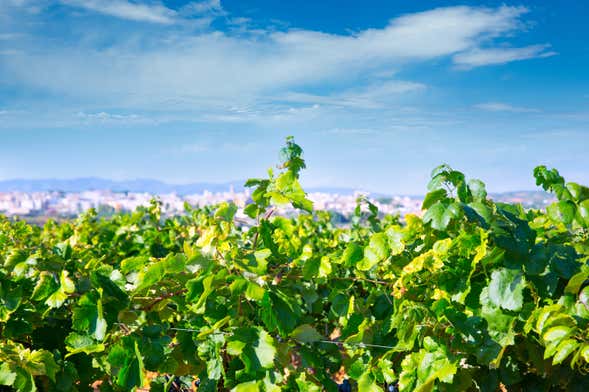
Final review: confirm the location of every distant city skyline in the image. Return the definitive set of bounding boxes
[1,1,588,194]
[0,176,559,200]
[0,187,553,220]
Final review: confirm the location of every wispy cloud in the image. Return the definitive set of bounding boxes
[474,102,541,113]
[173,141,257,155]
[2,5,550,112]
[0,108,26,117]
[280,81,426,109]
[198,103,323,124]
[0,3,558,132]
[227,17,251,27]
[521,128,588,139]
[0,0,46,14]
[57,0,225,24]
[76,111,157,125]
[324,128,379,135]
[0,33,23,40]
[0,50,22,56]
[177,143,209,153]
[59,0,178,24]
[454,44,556,68]
[180,0,224,17]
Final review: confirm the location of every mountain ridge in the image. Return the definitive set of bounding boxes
[0,177,552,198]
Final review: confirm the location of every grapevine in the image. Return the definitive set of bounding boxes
[0,137,588,391]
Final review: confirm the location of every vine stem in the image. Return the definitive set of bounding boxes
[141,289,187,311]
[251,208,275,250]
[286,274,390,286]
[115,322,399,350]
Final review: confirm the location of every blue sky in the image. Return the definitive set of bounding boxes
[0,0,588,194]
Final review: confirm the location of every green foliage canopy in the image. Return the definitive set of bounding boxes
[0,139,588,391]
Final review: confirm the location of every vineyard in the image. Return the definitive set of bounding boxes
[1,137,588,391]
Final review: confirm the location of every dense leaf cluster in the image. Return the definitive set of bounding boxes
[1,138,588,391]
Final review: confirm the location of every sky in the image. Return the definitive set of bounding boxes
[0,0,588,194]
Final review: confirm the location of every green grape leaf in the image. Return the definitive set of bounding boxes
[468,179,488,202]
[45,270,75,309]
[228,327,276,372]
[120,256,150,275]
[291,324,324,343]
[342,243,363,267]
[422,189,447,210]
[357,372,381,392]
[0,363,16,387]
[577,199,589,227]
[552,339,577,365]
[358,232,389,271]
[31,272,58,302]
[547,200,576,225]
[488,268,525,312]
[214,202,238,222]
[0,283,22,322]
[112,340,145,390]
[231,381,260,392]
[65,333,105,357]
[72,290,107,341]
[423,201,461,231]
[385,227,405,255]
[566,182,589,202]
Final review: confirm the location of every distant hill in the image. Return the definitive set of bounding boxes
[0,178,555,203]
[0,178,245,195]
[0,178,366,196]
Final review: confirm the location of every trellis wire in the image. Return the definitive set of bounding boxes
[114,323,396,350]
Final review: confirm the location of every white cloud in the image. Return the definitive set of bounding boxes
[174,141,257,155]
[325,128,378,135]
[2,0,39,8]
[0,33,23,40]
[521,128,587,139]
[57,0,226,24]
[279,81,425,109]
[0,0,47,14]
[264,6,531,65]
[198,103,323,124]
[454,44,556,68]
[0,5,554,115]
[177,143,209,153]
[0,50,21,56]
[4,0,31,5]
[180,0,224,16]
[59,0,178,24]
[474,102,540,113]
[227,17,250,26]
[76,111,156,124]
[0,108,26,116]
